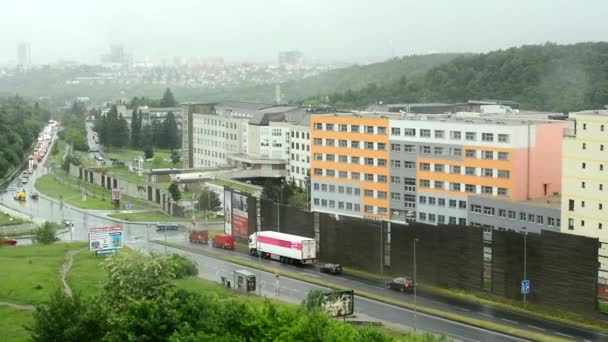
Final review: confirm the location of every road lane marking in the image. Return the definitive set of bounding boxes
[477,313,493,318]
[447,333,481,342]
[500,318,519,325]
[459,308,471,312]
[527,325,545,331]
[554,332,574,339]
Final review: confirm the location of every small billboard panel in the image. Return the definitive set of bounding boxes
[89,225,123,251]
[224,188,232,235]
[232,191,249,238]
[320,290,354,317]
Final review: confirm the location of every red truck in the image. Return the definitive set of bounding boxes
[189,229,209,244]
[212,234,236,249]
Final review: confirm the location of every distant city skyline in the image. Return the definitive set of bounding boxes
[1,0,607,65]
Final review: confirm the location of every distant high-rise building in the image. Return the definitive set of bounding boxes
[101,45,130,65]
[278,50,303,65]
[17,42,31,66]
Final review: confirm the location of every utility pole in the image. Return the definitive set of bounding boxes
[523,227,527,309]
[413,238,419,332]
[258,232,262,296]
[277,182,282,232]
[146,224,150,254]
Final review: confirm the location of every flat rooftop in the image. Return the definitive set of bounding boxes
[575,109,608,116]
[471,194,562,209]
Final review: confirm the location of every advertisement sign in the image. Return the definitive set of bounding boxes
[112,190,121,201]
[224,188,232,235]
[320,290,355,317]
[89,225,123,251]
[232,192,249,238]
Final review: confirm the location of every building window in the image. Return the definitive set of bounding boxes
[321,199,327,207]
[451,148,462,156]
[483,168,494,177]
[428,214,436,222]
[378,143,386,150]
[364,189,374,197]
[351,172,360,180]
[482,151,494,159]
[365,142,374,150]
[351,125,359,133]
[420,162,431,171]
[483,206,495,215]
[378,159,387,166]
[429,197,436,205]
[449,200,457,208]
[520,212,526,221]
[364,205,374,213]
[392,160,401,168]
[465,149,476,158]
[314,138,322,145]
[338,155,348,163]
[326,139,335,147]
[365,126,374,134]
[378,191,387,199]
[466,132,476,141]
[465,167,476,176]
[339,124,348,132]
[421,129,431,137]
[435,130,445,138]
[498,170,510,178]
[314,123,323,130]
[378,127,387,135]
[365,157,374,166]
[326,170,335,177]
[346,187,353,195]
[420,179,430,188]
[419,212,427,220]
[354,189,361,196]
[378,175,387,183]
[568,218,574,230]
[451,183,462,191]
[325,123,334,131]
[391,127,401,135]
[451,131,462,140]
[498,152,509,161]
[482,133,494,142]
[581,220,585,227]
[497,188,508,196]
[498,209,506,217]
[508,210,516,219]
[391,192,401,200]
[338,186,345,194]
[451,165,462,174]
[583,123,587,130]
[404,128,416,136]
[313,198,320,205]
[338,140,348,147]
[346,203,353,210]
[434,147,444,155]
[465,184,475,193]
[434,164,445,172]
[582,181,586,189]
[351,156,360,164]
[434,181,444,189]
[365,173,374,181]
[391,176,401,184]
[314,168,322,176]
[391,143,401,151]
[329,200,335,208]
[583,143,586,150]
[471,205,482,213]
[339,171,348,178]
[326,154,335,161]
[536,215,544,224]
[404,144,415,152]
[547,217,555,226]
[354,204,361,211]
[459,201,467,209]
[419,196,427,204]
[351,141,360,148]
[338,202,345,209]
[404,161,415,169]
[329,185,335,192]
[482,186,493,195]
[568,199,574,211]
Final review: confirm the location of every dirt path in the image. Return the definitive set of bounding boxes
[0,301,35,311]
[61,248,86,297]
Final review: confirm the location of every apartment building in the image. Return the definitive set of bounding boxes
[561,109,608,279]
[310,114,391,220]
[310,112,568,226]
[271,117,312,188]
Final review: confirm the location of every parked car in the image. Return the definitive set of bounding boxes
[319,263,343,275]
[212,234,236,249]
[2,238,17,246]
[94,154,104,161]
[30,192,39,200]
[386,276,416,292]
[156,223,179,231]
[189,229,209,244]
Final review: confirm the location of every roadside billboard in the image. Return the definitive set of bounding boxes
[232,191,249,238]
[89,225,123,251]
[320,290,354,317]
[112,190,121,201]
[224,188,232,235]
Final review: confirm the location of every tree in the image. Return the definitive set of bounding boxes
[160,88,177,107]
[171,150,181,165]
[168,182,181,201]
[199,189,221,216]
[114,114,130,147]
[143,144,154,159]
[130,109,141,148]
[33,222,59,244]
[164,111,180,149]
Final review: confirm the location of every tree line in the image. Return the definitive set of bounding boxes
[0,96,51,178]
[303,42,608,113]
[28,252,430,341]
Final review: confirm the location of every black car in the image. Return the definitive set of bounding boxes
[30,192,39,200]
[156,223,179,231]
[386,276,416,292]
[319,263,343,275]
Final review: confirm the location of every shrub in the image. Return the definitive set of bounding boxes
[33,222,59,245]
[168,254,198,279]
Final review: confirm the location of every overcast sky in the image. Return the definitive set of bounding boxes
[1,0,607,64]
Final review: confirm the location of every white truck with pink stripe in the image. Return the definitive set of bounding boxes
[248,231,317,265]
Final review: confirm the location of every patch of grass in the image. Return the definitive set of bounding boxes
[0,306,34,342]
[36,174,116,210]
[68,248,134,298]
[598,300,608,314]
[108,210,223,223]
[154,240,568,342]
[50,139,66,166]
[0,213,26,226]
[103,147,182,169]
[0,243,86,305]
[72,150,98,168]
[210,178,260,193]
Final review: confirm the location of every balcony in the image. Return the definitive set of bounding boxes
[563,128,577,138]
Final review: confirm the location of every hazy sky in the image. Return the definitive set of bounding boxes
[2,0,607,64]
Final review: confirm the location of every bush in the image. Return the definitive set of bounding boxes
[168,254,198,279]
[143,145,154,159]
[33,222,59,245]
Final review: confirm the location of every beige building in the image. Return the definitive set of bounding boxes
[561,109,608,280]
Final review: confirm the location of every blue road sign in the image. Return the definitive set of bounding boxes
[126,202,132,210]
[521,280,530,294]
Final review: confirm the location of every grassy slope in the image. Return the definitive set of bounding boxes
[0,306,34,342]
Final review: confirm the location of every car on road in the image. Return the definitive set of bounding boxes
[156,223,179,231]
[319,263,343,275]
[94,154,104,161]
[386,276,416,292]
[212,234,236,249]
[30,192,39,200]
[2,238,17,246]
[62,219,73,228]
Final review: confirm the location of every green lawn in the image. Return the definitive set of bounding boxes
[72,150,97,168]
[108,210,223,223]
[67,248,133,299]
[35,171,156,211]
[103,147,183,169]
[0,243,85,305]
[49,139,66,166]
[211,178,260,193]
[0,213,26,226]
[0,306,34,342]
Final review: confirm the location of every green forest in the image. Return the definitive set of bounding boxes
[303,42,608,112]
[0,96,51,179]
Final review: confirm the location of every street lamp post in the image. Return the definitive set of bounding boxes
[523,227,527,309]
[277,181,283,232]
[413,238,419,332]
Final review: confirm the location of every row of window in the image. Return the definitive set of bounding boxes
[313,168,388,182]
[313,183,361,196]
[199,118,239,129]
[391,143,510,160]
[290,142,310,152]
[470,205,561,227]
[581,162,607,171]
[581,122,606,131]
[581,142,607,151]
[313,123,387,135]
[312,198,389,215]
[567,199,606,211]
[290,131,311,139]
[419,196,468,209]
[313,138,387,150]
[391,128,510,143]
[567,217,603,230]
[288,165,309,176]
[418,179,509,196]
[314,153,387,166]
[418,163,510,178]
[418,212,467,225]
[290,154,310,163]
